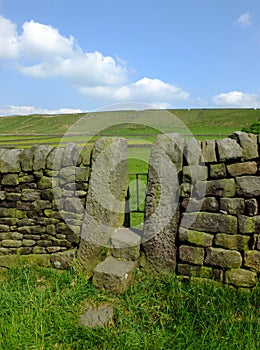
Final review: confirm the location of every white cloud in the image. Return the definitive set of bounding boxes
[0,105,84,116]
[234,12,252,28]
[0,15,189,108]
[0,15,20,59]
[213,91,260,108]
[78,77,189,104]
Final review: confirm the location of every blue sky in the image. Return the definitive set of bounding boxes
[0,0,260,115]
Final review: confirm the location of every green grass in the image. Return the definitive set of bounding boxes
[0,264,259,349]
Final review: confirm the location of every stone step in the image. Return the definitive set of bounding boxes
[93,256,138,294]
[110,227,141,260]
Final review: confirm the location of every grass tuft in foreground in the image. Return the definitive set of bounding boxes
[0,265,259,349]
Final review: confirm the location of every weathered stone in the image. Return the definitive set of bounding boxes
[21,189,41,202]
[17,247,32,255]
[38,176,52,190]
[219,198,245,216]
[1,240,22,248]
[245,199,258,216]
[227,162,258,177]
[46,147,64,170]
[62,143,79,167]
[209,163,226,179]
[41,189,54,201]
[44,210,63,219]
[22,239,36,247]
[216,138,242,162]
[64,197,84,214]
[0,208,16,218]
[184,138,202,165]
[2,174,19,186]
[183,165,208,183]
[177,264,212,278]
[81,144,93,166]
[236,176,260,197]
[0,232,11,240]
[37,240,52,247]
[179,245,204,265]
[79,304,114,329]
[110,228,141,260]
[0,149,22,173]
[225,269,257,288]
[205,247,242,268]
[79,138,129,274]
[93,256,137,294]
[201,140,217,163]
[32,246,46,254]
[0,224,10,232]
[184,197,219,213]
[0,248,8,255]
[195,179,236,198]
[179,228,213,247]
[46,246,61,253]
[181,212,237,234]
[142,134,185,273]
[0,191,5,201]
[32,199,52,210]
[33,145,53,171]
[19,174,34,183]
[19,148,34,172]
[180,182,192,198]
[215,234,250,250]
[11,232,23,240]
[75,167,90,182]
[244,250,260,272]
[5,192,21,201]
[231,132,258,160]
[238,215,258,234]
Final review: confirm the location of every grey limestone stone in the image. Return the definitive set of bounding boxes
[214,233,250,250]
[205,247,242,269]
[110,228,141,260]
[225,269,257,288]
[0,149,22,173]
[179,228,213,247]
[231,131,258,160]
[216,138,242,162]
[93,256,137,294]
[184,138,202,165]
[79,303,114,329]
[244,250,260,272]
[227,161,258,177]
[181,212,237,234]
[219,198,245,216]
[201,140,217,163]
[179,245,204,265]
[236,176,260,197]
[195,178,236,198]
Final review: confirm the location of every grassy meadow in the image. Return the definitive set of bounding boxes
[0,264,259,350]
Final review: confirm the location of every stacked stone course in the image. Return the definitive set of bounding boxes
[179,132,260,289]
[0,143,93,266]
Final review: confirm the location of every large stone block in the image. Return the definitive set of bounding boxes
[181,212,237,234]
[201,140,217,163]
[219,198,245,215]
[184,197,219,213]
[216,138,242,162]
[209,163,226,179]
[183,165,208,182]
[179,245,204,265]
[245,199,258,216]
[2,174,19,186]
[227,162,258,177]
[78,138,129,274]
[244,250,260,272]
[62,143,79,167]
[195,178,236,198]
[33,145,53,171]
[93,256,137,294]
[225,269,257,288]
[231,132,258,160]
[215,233,250,250]
[0,149,22,173]
[143,134,185,273]
[179,228,213,247]
[81,144,94,166]
[110,228,141,261]
[236,176,260,197]
[205,247,242,269]
[184,138,202,165]
[238,215,260,234]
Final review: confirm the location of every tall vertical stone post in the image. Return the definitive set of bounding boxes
[142,133,185,273]
[78,137,129,276]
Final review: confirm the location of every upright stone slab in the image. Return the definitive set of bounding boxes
[78,137,129,275]
[142,133,185,273]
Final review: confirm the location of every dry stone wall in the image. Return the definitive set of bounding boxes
[0,143,93,268]
[144,131,260,290]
